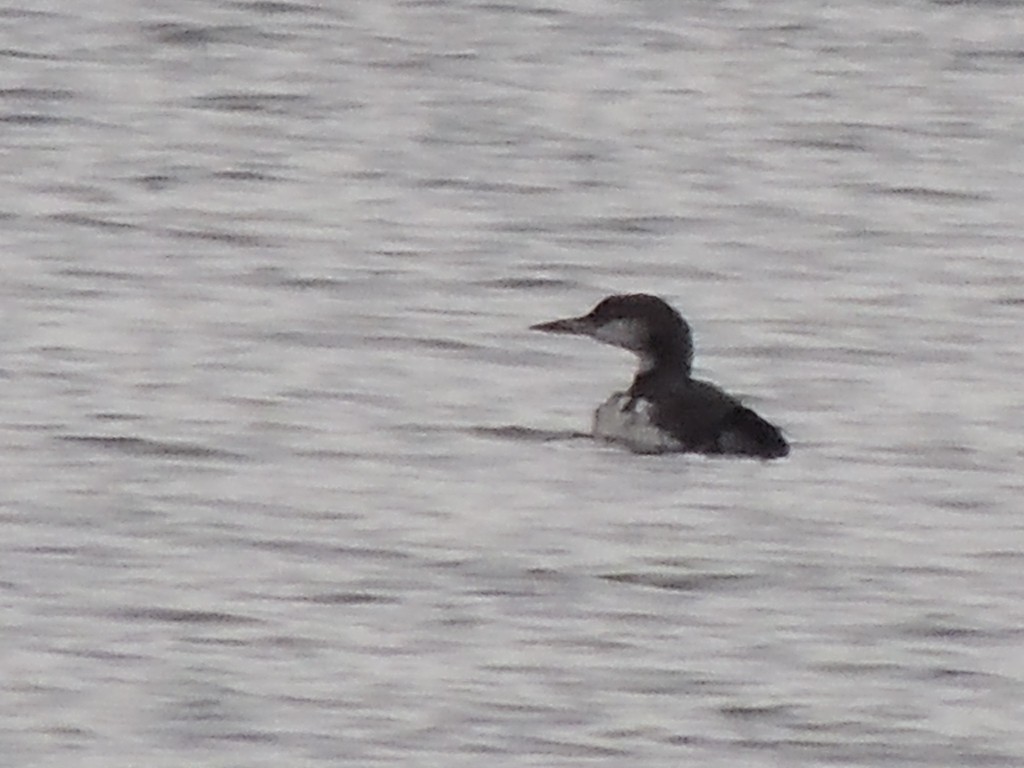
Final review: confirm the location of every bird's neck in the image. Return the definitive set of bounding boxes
[628,349,691,398]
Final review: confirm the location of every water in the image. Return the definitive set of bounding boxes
[3,0,1024,765]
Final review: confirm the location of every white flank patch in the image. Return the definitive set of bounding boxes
[591,393,683,454]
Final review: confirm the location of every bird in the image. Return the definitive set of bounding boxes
[530,294,789,458]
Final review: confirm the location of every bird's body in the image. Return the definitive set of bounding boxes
[531,294,789,459]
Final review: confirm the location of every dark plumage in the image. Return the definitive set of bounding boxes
[531,294,789,459]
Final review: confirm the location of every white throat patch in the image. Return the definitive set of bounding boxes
[590,319,645,352]
[589,319,656,372]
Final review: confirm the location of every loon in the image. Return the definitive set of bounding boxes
[531,294,789,458]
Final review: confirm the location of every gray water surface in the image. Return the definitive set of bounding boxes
[3,1,1024,766]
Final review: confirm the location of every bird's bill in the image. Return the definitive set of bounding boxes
[529,316,593,335]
